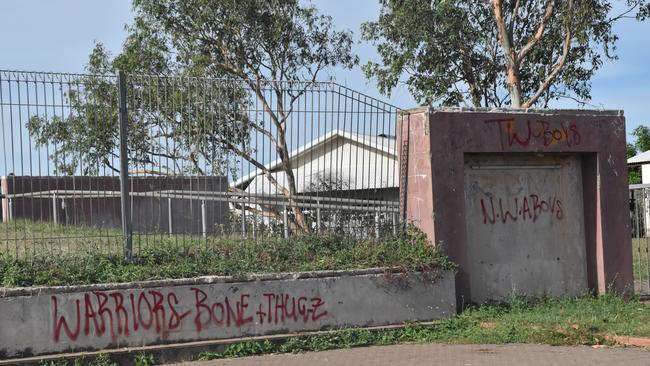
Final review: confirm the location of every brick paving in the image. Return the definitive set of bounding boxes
[175,343,650,366]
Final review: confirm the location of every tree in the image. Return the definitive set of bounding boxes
[362,0,649,108]
[28,0,358,234]
[28,44,250,177]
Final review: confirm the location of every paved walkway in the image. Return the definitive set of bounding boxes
[175,343,649,366]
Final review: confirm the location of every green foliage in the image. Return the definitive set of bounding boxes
[362,0,648,108]
[39,354,117,366]
[26,0,359,234]
[0,222,452,287]
[27,0,358,178]
[627,125,650,184]
[129,0,358,79]
[629,167,641,184]
[632,125,650,153]
[628,142,638,158]
[26,60,251,176]
[134,353,156,366]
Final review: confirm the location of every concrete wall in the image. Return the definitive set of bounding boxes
[398,108,633,303]
[0,269,456,359]
[0,176,229,235]
[464,154,588,302]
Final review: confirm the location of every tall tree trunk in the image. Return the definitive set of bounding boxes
[493,0,523,109]
[506,60,522,108]
[276,128,311,235]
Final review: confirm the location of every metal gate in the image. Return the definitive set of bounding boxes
[629,184,650,295]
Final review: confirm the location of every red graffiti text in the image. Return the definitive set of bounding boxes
[51,288,328,343]
[479,193,564,225]
[484,118,581,150]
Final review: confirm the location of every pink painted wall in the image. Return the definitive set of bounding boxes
[398,108,633,302]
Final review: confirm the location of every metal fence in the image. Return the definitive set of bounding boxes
[629,184,650,295]
[0,69,401,260]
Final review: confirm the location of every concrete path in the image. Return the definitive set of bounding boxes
[174,343,649,366]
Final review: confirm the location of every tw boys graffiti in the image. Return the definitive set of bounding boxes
[480,193,564,225]
[51,288,327,343]
[484,118,581,151]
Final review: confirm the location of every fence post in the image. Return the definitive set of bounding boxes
[167,197,173,236]
[117,70,133,261]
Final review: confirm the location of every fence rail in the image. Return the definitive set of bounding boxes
[0,69,402,260]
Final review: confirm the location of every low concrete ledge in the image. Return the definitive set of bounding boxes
[0,269,456,359]
[400,106,624,117]
[0,267,433,298]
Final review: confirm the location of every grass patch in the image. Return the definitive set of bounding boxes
[197,294,650,360]
[0,223,454,287]
[34,295,650,365]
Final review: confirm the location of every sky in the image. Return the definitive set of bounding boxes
[1,0,649,138]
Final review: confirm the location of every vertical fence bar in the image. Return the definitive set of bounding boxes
[374,212,380,239]
[201,200,207,238]
[168,197,173,236]
[316,201,321,234]
[52,193,58,225]
[117,70,133,261]
[283,204,289,239]
[241,205,246,237]
[645,189,650,293]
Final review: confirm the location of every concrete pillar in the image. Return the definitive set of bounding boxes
[398,108,633,303]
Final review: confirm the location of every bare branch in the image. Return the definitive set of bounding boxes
[517,0,555,62]
[508,0,521,35]
[522,0,573,109]
[609,0,642,23]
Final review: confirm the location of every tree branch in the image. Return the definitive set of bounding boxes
[522,0,573,109]
[493,0,514,63]
[608,0,642,23]
[212,134,290,197]
[508,0,521,35]
[517,0,555,62]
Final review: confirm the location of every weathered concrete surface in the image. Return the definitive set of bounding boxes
[0,269,455,359]
[398,108,633,303]
[464,154,588,302]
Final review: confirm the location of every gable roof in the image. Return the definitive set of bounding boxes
[628,150,650,166]
[232,129,397,189]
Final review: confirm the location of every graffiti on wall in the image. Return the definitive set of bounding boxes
[479,193,564,225]
[51,288,327,343]
[484,118,581,151]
